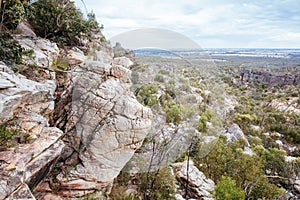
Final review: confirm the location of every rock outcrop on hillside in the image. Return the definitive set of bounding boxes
[113,42,135,60]
[0,43,64,199]
[48,56,152,198]
[240,69,300,87]
[172,160,215,200]
[0,31,152,199]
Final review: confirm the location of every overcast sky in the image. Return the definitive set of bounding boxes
[74,0,300,48]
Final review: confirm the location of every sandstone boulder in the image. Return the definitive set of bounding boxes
[16,36,59,68]
[65,47,86,65]
[0,67,56,121]
[54,59,152,197]
[172,160,215,200]
[0,122,64,199]
[113,56,134,68]
[224,124,254,155]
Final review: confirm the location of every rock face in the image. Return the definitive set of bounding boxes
[0,60,64,199]
[16,35,59,68]
[270,98,300,115]
[113,56,134,69]
[52,55,152,197]
[172,160,215,200]
[1,27,151,198]
[240,69,300,87]
[225,124,249,144]
[113,42,135,59]
[0,63,56,121]
[224,123,254,155]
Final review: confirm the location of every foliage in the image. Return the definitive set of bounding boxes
[0,0,26,30]
[135,84,159,107]
[248,176,285,200]
[137,168,176,200]
[28,0,101,46]
[0,124,19,149]
[214,176,245,200]
[0,33,24,64]
[254,146,296,183]
[233,113,258,131]
[164,101,181,124]
[51,58,69,71]
[192,138,284,199]
[197,116,208,133]
[154,73,164,83]
[110,168,176,200]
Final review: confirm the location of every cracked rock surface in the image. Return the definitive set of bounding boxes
[53,57,152,197]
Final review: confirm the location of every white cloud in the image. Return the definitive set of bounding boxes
[74,0,300,48]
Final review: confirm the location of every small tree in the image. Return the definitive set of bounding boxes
[28,0,102,46]
[0,0,26,31]
[215,176,245,200]
[0,33,24,64]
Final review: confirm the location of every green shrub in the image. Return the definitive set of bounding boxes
[135,84,159,107]
[0,124,19,149]
[0,0,26,30]
[192,138,284,199]
[111,168,175,200]
[28,0,101,46]
[154,73,164,83]
[197,116,208,133]
[137,168,176,200]
[164,102,181,124]
[215,176,245,200]
[0,33,24,64]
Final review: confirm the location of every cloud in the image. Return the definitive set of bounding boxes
[74,0,300,48]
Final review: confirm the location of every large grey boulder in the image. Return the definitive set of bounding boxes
[0,64,56,121]
[224,124,254,155]
[0,117,64,199]
[172,160,215,200]
[225,123,249,144]
[113,56,134,68]
[16,22,36,37]
[16,36,59,68]
[65,47,86,65]
[0,61,64,199]
[53,59,152,197]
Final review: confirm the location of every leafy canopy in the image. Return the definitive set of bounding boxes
[28,0,102,46]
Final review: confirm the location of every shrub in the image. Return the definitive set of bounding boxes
[28,0,101,46]
[135,84,159,107]
[137,168,176,200]
[192,138,284,199]
[0,124,19,149]
[154,73,164,83]
[0,0,26,30]
[197,116,208,133]
[0,33,24,64]
[111,168,175,200]
[164,102,181,124]
[214,176,245,200]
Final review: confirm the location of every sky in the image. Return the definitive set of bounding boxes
[74,0,300,48]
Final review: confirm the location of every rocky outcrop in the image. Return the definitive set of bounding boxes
[0,61,64,199]
[224,123,254,155]
[113,56,134,69]
[47,53,152,197]
[172,160,215,200]
[16,36,59,68]
[270,97,300,115]
[240,69,300,87]
[113,42,135,60]
[0,63,56,121]
[1,25,151,198]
